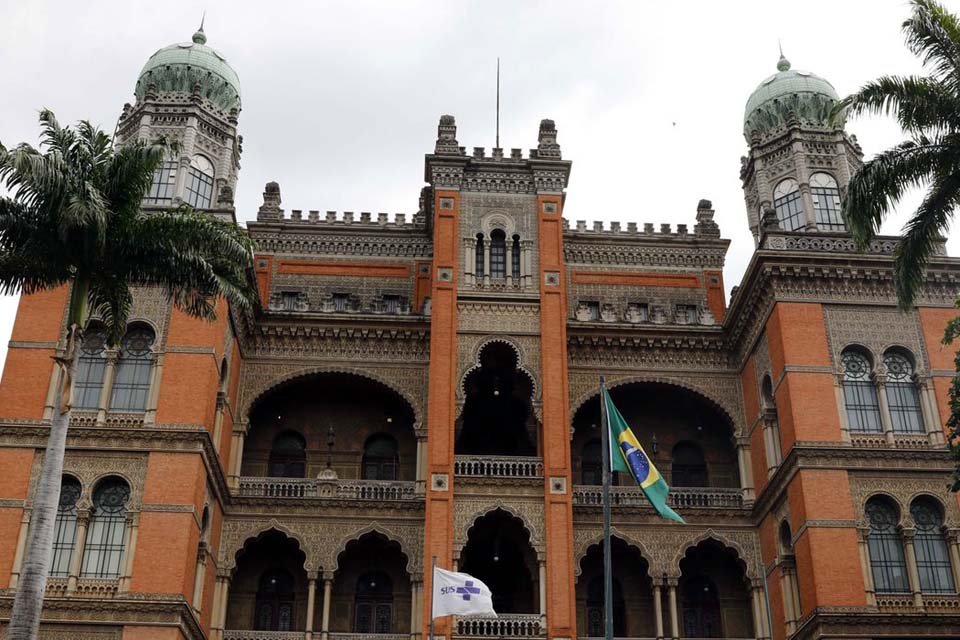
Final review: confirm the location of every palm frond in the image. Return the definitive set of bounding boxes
[903,0,960,90]
[86,277,133,347]
[833,75,960,134]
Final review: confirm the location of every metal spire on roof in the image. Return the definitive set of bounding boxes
[777,40,791,71]
[193,11,207,45]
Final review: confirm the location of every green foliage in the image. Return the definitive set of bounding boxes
[0,109,255,344]
[834,0,960,310]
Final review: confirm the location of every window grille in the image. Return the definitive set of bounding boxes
[382,295,400,314]
[110,326,155,412]
[884,352,924,434]
[333,294,350,312]
[866,498,910,593]
[75,325,107,409]
[81,479,130,579]
[911,499,955,593]
[185,156,214,209]
[811,173,845,231]
[50,476,81,577]
[490,230,506,278]
[511,235,521,277]
[841,350,882,432]
[774,179,805,232]
[475,235,485,278]
[143,160,178,205]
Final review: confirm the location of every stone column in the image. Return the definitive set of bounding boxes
[523,242,534,288]
[306,574,318,639]
[875,379,896,445]
[95,351,119,425]
[464,239,476,287]
[321,577,333,640]
[919,379,945,445]
[143,353,164,425]
[666,578,679,640]
[8,509,31,588]
[538,560,547,617]
[857,528,876,605]
[227,426,246,490]
[835,374,851,442]
[779,561,797,635]
[415,436,427,493]
[211,392,226,454]
[652,581,664,640]
[735,437,755,502]
[212,574,231,640]
[66,510,91,593]
[192,543,208,613]
[483,242,491,285]
[505,239,514,284]
[118,512,140,592]
[946,529,960,591]
[410,580,421,640]
[751,585,770,640]
[902,529,925,610]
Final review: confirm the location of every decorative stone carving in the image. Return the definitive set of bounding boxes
[823,306,930,372]
[849,473,960,528]
[457,302,540,334]
[454,498,545,559]
[29,450,148,511]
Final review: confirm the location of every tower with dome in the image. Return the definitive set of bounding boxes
[0,30,959,640]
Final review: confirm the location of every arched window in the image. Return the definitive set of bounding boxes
[185,155,215,209]
[586,576,626,637]
[681,576,721,638]
[779,520,794,556]
[884,350,924,434]
[269,431,307,478]
[109,324,155,412]
[143,158,178,205]
[910,497,955,594]
[475,234,485,279]
[362,434,399,480]
[773,178,805,232]
[75,323,107,409]
[866,497,909,593]
[490,229,506,279]
[671,442,708,488]
[841,348,882,433]
[511,234,521,278]
[810,172,845,231]
[81,477,130,579]
[255,568,296,631]
[50,476,81,577]
[581,440,602,486]
[355,571,393,633]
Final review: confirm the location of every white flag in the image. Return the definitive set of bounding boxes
[431,567,497,619]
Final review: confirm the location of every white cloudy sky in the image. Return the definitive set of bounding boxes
[1,0,958,374]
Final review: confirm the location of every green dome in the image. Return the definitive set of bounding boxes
[135,28,241,114]
[743,55,839,141]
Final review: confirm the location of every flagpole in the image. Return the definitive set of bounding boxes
[429,555,436,640]
[599,376,613,640]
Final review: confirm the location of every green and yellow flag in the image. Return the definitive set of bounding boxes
[602,386,685,524]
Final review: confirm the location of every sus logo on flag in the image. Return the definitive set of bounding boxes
[431,567,497,619]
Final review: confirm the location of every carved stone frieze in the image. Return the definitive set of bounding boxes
[28,450,148,511]
[244,326,430,362]
[218,516,424,578]
[453,497,545,559]
[848,472,960,528]
[128,286,173,348]
[563,240,727,270]
[248,230,432,258]
[571,524,761,580]
[567,371,744,435]
[457,302,540,334]
[823,305,930,372]
[752,331,772,390]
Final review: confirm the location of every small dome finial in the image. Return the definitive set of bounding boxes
[192,11,207,45]
[777,40,790,71]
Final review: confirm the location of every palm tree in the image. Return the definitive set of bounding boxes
[835,0,960,309]
[0,110,255,639]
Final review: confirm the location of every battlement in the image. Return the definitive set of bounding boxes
[253,181,423,227]
[562,200,723,240]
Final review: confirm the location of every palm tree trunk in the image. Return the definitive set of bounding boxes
[6,340,76,640]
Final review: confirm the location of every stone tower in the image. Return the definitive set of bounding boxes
[116,23,243,221]
[739,53,863,242]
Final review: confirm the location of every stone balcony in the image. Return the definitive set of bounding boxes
[456,614,544,637]
[453,455,544,479]
[236,477,420,501]
[572,485,745,509]
[223,634,414,640]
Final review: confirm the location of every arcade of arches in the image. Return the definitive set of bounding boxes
[571,383,742,491]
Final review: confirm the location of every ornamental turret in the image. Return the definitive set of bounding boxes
[116,23,242,221]
[740,52,863,243]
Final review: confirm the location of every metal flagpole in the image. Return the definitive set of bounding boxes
[599,376,613,640]
[495,58,501,149]
[429,555,436,640]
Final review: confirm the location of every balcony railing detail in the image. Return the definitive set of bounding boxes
[237,477,417,501]
[223,632,306,640]
[453,456,544,479]
[329,634,412,640]
[572,485,744,509]
[457,614,544,637]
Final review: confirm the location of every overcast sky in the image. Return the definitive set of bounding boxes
[1,0,958,374]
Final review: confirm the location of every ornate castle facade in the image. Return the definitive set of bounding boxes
[0,28,959,640]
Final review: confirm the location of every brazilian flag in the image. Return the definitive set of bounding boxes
[602,386,685,524]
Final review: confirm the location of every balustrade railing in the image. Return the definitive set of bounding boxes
[572,485,744,509]
[457,614,544,637]
[453,456,544,479]
[329,633,411,640]
[223,632,306,640]
[236,477,417,501]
